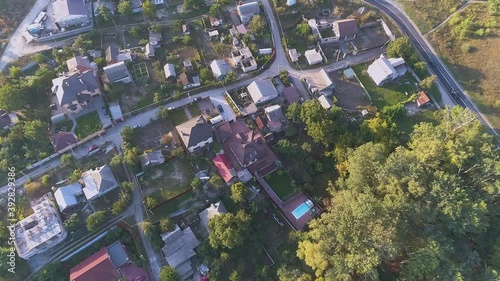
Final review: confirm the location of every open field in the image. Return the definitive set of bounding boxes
[397,0,463,33]
[430,2,500,129]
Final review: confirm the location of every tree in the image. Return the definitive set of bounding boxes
[61,154,75,166]
[248,15,266,35]
[277,266,313,281]
[199,68,213,84]
[123,147,140,167]
[208,210,251,249]
[112,192,131,215]
[160,266,180,281]
[209,3,223,17]
[33,53,47,63]
[387,36,419,66]
[110,154,123,168]
[63,213,80,232]
[142,0,157,19]
[160,218,175,232]
[296,22,311,37]
[140,221,154,236]
[191,178,203,192]
[73,35,92,52]
[32,262,67,281]
[150,23,162,32]
[0,84,26,111]
[129,26,142,37]
[181,35,192,45]
[208,175,225,190]
[118,0,133,15]
[230,182,248,204]
[9,66,22,79]
[419,75,437,90]
[145,196,158,209]
[157,107,170,120]
[98,5,112,22]
[224,71,237,83]
[121,126,138,148]
[229,270,241,281]
[86,211,109,232]
[41,175,51,185]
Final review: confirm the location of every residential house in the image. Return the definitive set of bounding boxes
[236,24,247,35]
[52,0,89,29]
[182,24,190,35]
[130,0,143,13]
[305,69,335,96]
[149,31,162,47]
[198,201,227,233]
[164,63,176,82]
[81,165,119,200]
[283,86,300,104]
[212,154,235,183]
[69,241,131,281]
[210,60,231,80]
[183,59,193,71]
[304,49,323,65]
[216,119,276,171]
[103,61,132,84]
[145,43,155,58]
[54,182,83,212]
[66,56,91,73]
[51,70,101,113]
[177,73,201,89]
[175,116,213,153]
[237,2,260,24]
[161,226,200,280]
[140,151,165,169]
[105,46,133,64]
[247,80,279,104]
[367,54,407,86]
[109,102,123,122]
[209,16,222,27]
[14,193,67,259]
[0,110,19,130]
[231,47,257,73]
[333,19,357,40]
[264,105,286,132]
[94,0,116,15]
[318,94,333,109]
[50,131,78,152]
[416,91,431,107]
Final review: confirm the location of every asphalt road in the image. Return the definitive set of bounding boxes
[364,0,498,136]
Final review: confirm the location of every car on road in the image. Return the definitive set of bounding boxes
[87,145,99,153]
[102,106,107,115]
[133,124,141,129]
[427,58,434,66]
[217,104,224,113]
[167,107,174,110]
[451,89,458,98]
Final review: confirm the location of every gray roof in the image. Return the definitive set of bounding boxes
[145,43,155,57]
[109,103,123,120]
[335,19,357,38]
[247,80,279,102]
[54,182,82,211]
[51,70,98,106]
[106,46,120,63]
[53,0,87,22]
[149,31,162,45]
[140,151,165,167]
[161,226,200,268]
[103,61,130,83]
[210,60,231,79]
[176,116,212,148]
[107,241,130,268]
[237,2,260,16]
[198,202,227,233]
[264,105,286,122]
[82,165,119,200]
[164,63,176,78]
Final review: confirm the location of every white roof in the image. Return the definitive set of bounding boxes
[288,49,299,62]
[304,49,322,65]
[164,63,176,78]
[247,80,279,103]
[54,182,82,211]
[210,60,230,79]
[367,54,404,86]
[82,165,118,200]
[208,30,219,37]
[109,103,123,120]
[318,95,332,109]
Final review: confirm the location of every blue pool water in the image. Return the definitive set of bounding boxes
[292,202,312,219]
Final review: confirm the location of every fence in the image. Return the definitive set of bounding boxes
[33,25,93,43]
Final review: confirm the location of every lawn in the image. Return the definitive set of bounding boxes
[74,111,102,139]
[353,64,417,109]
[397,109,441,136]
[264,169,294,200]
[142,157,193,203]
[187,104,201,117]
[399,0,463,34]
[168,108,188,126]
[430,2,500,130]
[149,192,193,222]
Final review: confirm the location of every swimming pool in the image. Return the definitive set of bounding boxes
[291,200,313,219]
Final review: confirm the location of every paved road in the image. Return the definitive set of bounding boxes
[364,0,498,136]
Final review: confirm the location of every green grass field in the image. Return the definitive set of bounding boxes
[399,0,463,34]
[169,108,188,126]
[74,112,101,139]
[187,104,201,117]
[264,169,294,200]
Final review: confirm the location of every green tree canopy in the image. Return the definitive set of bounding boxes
[248,15,266,35]
[208,210,251,249]
[387,36,419,66]
[118,0,133,15]
[86,211,109,232]
[142,0,157,19]
[160,266,180,281]
[230,182,248,204]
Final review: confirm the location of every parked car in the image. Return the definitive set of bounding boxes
[217,104,224,113]
[102,106,107,115]
[87,145,99,153]
[133,124,141,129]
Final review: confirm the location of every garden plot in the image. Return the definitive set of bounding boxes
[132,62,149,80]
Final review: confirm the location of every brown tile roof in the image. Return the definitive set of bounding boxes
[416,91,430,107]
[335,19,357,38]
[51,131,78,152]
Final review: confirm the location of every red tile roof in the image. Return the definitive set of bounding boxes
[213,154,234,183]
[69,247,120,281]
[416,91,430,107]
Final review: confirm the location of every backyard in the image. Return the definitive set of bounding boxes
[141,157,193,204]
[74,111,102,139]
[148,192,194,222]
[352,64,418,109]
[169,107,188,126]
[264,168,295,200]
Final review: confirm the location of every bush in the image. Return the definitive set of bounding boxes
[461,43,472,53]
[145,196,158,209]
[64,213,80,232]
[160,218,175,232]
[41,175,52,185]
[86,211,109,232]
[61,154,75,166]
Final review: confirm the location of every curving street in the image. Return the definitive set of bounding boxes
[364,0,498,136]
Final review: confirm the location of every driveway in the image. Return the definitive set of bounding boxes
[210,95,236,122]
